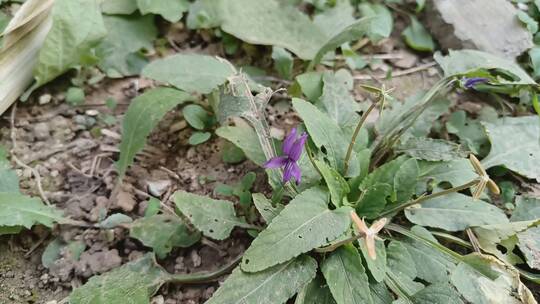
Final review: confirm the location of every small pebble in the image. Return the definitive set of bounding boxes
[39,94,52,105]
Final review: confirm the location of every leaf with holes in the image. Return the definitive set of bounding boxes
[481,116,540,181]
[252,193,283,224]
[512,195,540,221]
[174,190,251,240]
[206,255,317,304]
[321,244,373,304]
[405,193,509,231]
[130,215,201,258]
[517,226,540,270]
[241,187,352,272]
[117,88,193,177]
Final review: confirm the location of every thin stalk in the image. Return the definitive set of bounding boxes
[430,231,473,249]
[344,99,379,174]
[314,233,364,253]
[167,254,242,284]
[379,179,480,217]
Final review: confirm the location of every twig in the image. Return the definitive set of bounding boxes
[344,100,379,174]
[314,234,364,253]
[466,228,481,252]
[167,254,242,284]
[24,232,50,258]
[353,61,437,80]
[10,103,51,206]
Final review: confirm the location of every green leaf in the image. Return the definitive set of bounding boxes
[517,11,538,34]
[321,244,373,304]
[394,158,419,203]
[446,110,489,155]
[117,88,192,177]
[396,138,466,162]
[387,241,417,279]
[481,116,540,181]
[137,0,189,22]
[435,50,536,85]
[97,14,157,77]
[317,71,360,129]
[295,274,336,304]
[216,125,266,165]
[188,131,212,146]
[252,193,283,224]
[511,195,540,221]
[183,104,210,130]
[517,226,540,270]
[293,98,357,176]
[186,0,222,29]
[144,197,161,217]
[69,253,167,304]
[272,47,293,80]
[402,15,434,52]
[295,72,323,101]
[355,183,392,219]
[66,87,86,106]
[101,0,138,14]
[130,214,201,258]
[359,240,387,283]
[358,3,393,42]
[0,193,64,230]
[174,190,250,240]
[42,238,63,269]
[142,54,234,94]
[411,283,464,304]
[34,0,106,87]
[417,159,476,188]
[405,193,509,231]
[221,141,246,164]
[313,0,355,37]
[528,46,540,79]
[206,255,317,304]
[316,160,350,208]
[0,147,19,193]
[98,213,133,229]
[241,187,352,272]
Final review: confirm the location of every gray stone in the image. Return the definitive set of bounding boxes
[426,0,533,60]
[33,122,50,141]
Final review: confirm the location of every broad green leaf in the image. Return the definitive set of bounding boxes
[0,193,64,230]
[42,238,63,269]
[316,160,350,208]
[117,88,192,177]
[295,274,337,304]
[221,141,246,164]
[137,0,189,22]
[358,3,393,42]
[188,131,211,146]
[355,183,392,219]
[241,187,352,272]
[517,227,540,270]
[317,71,360,129]
[129,215,201,258]
[207,255,317,304]
[295,72,323,101]
[396,138,466,162]
[174,190,251,240]
[450,254,535,304]
[101,0,138,14]
[406,96,450,139]
[359,239,387,283]
[34,0,106,87]
[142,54,234,94]
[216,125,266,165]
[387,241,417,279]
[313,0,355,37]
[435,50,536,85]
[144,197,161,217]
[517,11,538,34]
[511,195,540,221]
[321,244,373,304]
[402,15,434,52]
[69,254,167,304]
[394,158,419,203]
[293,98,357,175]
[98,213,133,229]
[446,110,490,155]
[186,0,222,29]
[481,116,540,181]
[529,46,540,79]
[272,47,293,80]
[252,193,283,224]
[405,193,509,231]
[217,0,327,60]
[370,282,393,304]
[97,14,157,77]
[417,159,476,188]
[183,104,210,130]
[411,283,464,304]
[361,156,409,190]
[0,147,19,193]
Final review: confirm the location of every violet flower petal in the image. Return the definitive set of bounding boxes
[282,128,297,155]
[283,161,294,183]
[463,77,488,89]
[263,156,288,169]
[289,162,302,185]
[288,133,307,161]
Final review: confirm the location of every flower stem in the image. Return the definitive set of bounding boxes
[167,254,242,284]
[378,179,480,218]
[314,233,365,253]
[344,99,380,175]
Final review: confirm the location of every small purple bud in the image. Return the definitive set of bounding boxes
[462,77,488,89]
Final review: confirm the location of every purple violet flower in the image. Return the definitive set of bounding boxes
[462,77,489,89]
[263,128,307,185]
